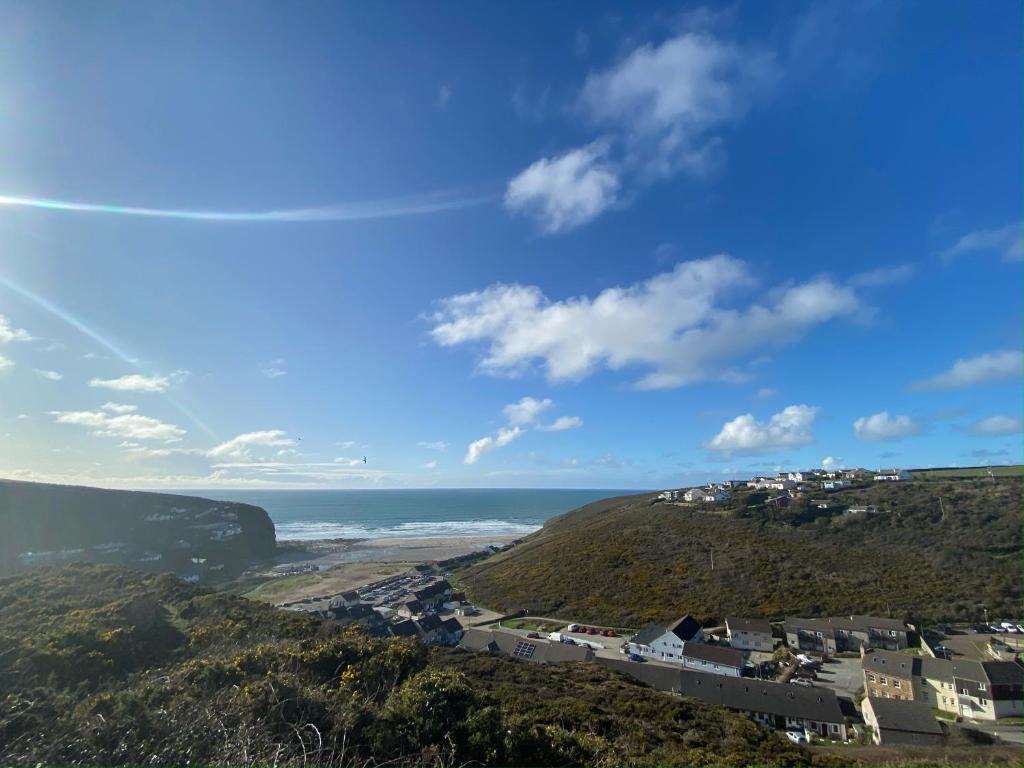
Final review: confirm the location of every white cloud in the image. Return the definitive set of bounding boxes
[941,223,1023,262]
[579,32,772,181]
[33,369,63,381]
[417,440,449,451]
[464,426,524,465]
[207,430,296,459]
[705,404,819,456]
[335,440,356,449]
[334,457,364,467]
[101,402,138,414]
[504,32,773,233]
[16,413,29,420]
[853,411,921,442]
[849,263,916,287]
[503,396,554,426]
[0,315,31,343]
[51,407,186,442]
[756,387,778,399]
[430,255,861,389]
[437,84,453,107]
[421,460,438,470]
[504,141,620,233]
[0,354,13,371]
[821,455,843,470]
[912,350,1022,391]
[538,415,583,432]
[968,415,1022,436]
[260,359,287,378]
[89,373,170,392]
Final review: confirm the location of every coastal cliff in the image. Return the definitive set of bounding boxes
[0,479,276,578]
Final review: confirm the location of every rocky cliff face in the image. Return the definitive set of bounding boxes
[0,480,276,578]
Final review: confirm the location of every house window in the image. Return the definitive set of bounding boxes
[961,688,968,695]
[868,673,876,682]
[880,677,888,685]
[882,691,890,698]
[979,683,986,691]
[890,630,897,637]
[980,698,988,706]
[893,680,901,689]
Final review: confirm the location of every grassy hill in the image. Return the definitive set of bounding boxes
[456,479,1023,626]
[0,479,276,577]
[0,563,834,768]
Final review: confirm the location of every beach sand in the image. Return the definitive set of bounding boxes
[244,534,518,604]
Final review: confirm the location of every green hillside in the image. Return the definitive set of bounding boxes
[0,479,276,577]
[0,563,829,768]
[456,479,1023,626]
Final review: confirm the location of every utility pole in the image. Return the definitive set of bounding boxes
[939,497,946,521]
[709,547,715,571]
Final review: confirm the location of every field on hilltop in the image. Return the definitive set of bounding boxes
[455,479,1023,627]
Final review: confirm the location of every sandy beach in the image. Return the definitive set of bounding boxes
[244,534,519,604]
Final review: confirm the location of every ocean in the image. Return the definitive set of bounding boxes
[185,488,636,541]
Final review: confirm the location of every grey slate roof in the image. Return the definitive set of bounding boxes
[850,615,909,632]
[458,627,593,663]
[983,661,1024,687]
[440,617,464,635]
[416,613,443,632]
[668,614,702,641]
[867,698,942,735]
[632,622,669,646]
[726,617,772,636]
[600,659,845,723]
[389,619,418,637]
[862,649,918,677]
[683,643,746,668]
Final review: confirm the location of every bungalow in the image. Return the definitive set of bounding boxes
[627,615,704,663]
[861,698,943,746]
[459,627,594,663]
[600,659,848,741]
[683,488,708,502]
[658,489,681,501]
[822,479,849,490]
[681,643,746,677]
[702,489,731,503]
[726,617,774,652]
[763,479,796,491]
[785,471,805,482]
[874,468,912,482]
[765,494,790,509]
[845,505,878,516]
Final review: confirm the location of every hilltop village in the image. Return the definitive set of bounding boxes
[276,466,1024,751]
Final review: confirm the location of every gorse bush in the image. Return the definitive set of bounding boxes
[457,479,1023,626]
[0,562,840,768]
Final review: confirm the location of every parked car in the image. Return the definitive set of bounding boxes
[526,632,541,639]
[791,677,814,687]
[795,670,817,680]
[1017,624,1024,633]
[785,730,808,744]
[603,629,615,637]
[990,625,1007,633]
[972,625,991,633]
[628,653,644,662]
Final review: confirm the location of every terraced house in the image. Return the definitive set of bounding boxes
[861,649,1024,721]
[785,615,910,654]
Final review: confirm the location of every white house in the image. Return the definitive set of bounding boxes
[786,471,805,482]
[627,615,704,663]
[725,617,774,652]
[683,488,707,502]
[658,489,680,501]
[701,490,731,503]
[874,469,912,482]
[763,479,796,491]
[822,479,849,490]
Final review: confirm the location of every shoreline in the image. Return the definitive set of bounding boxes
[244,534,520,604]
[275,533,522,565]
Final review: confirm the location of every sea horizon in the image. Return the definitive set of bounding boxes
[182,487,642,541]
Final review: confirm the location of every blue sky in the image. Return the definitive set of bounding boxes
[0,0,1020,489]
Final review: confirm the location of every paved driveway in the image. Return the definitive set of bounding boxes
[811,656,863,699]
